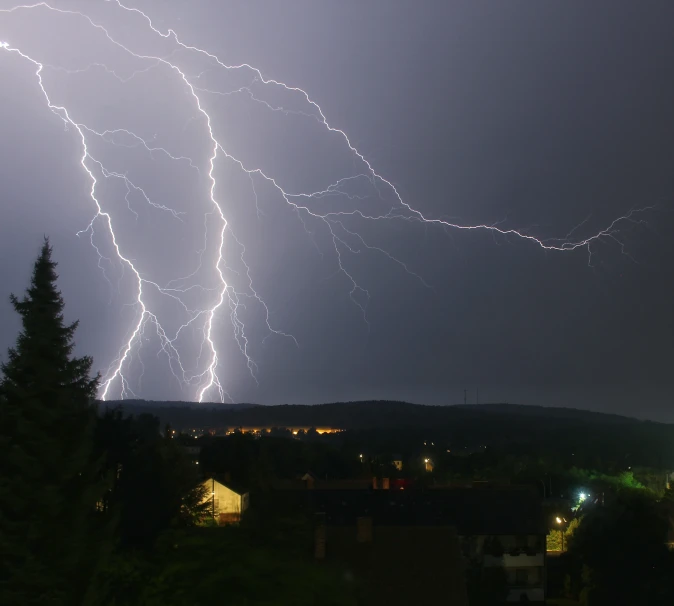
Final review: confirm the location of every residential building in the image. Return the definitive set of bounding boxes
[202,477,250,524]
[275,485,546,604]
[314,514,468,605]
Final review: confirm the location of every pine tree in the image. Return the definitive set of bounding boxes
[0,239,102,605]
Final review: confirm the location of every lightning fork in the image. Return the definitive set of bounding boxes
[1,1,652,404]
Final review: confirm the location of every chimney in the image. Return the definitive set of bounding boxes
[357,516,373,543]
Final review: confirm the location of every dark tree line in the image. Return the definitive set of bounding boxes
[561,490,674,605]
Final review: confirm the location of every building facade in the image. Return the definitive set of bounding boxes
[202,477,249,524]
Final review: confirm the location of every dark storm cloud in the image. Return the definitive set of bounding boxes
[1,1,672,419]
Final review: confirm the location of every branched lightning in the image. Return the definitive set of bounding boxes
[0,1,652,402]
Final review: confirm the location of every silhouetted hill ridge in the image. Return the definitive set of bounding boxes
[453,403,639,425]
[101,399,666,429]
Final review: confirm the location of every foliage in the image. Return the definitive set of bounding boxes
[547,517,581,551]
[0,239,105,605]
[114,400,674,477]
[199,432,362,489]
[567,467,647,494]
[97,526,356,606]
[95,408,209,548]
[567,491,674,605]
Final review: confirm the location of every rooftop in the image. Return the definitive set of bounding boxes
[307,487,545,535]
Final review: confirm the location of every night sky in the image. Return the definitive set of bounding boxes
[1,1,672,419]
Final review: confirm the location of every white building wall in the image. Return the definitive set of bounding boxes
[202,479,247,515]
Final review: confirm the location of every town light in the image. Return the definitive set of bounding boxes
[555,517,562,524]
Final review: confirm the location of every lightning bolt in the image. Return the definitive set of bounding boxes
[0,1,652,403]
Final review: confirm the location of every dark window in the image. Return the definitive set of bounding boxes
[515,569,528,586]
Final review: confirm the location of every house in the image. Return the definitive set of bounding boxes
[301,471,317,481]
[452,488,546,603]
[391,455,403,471]
[314,514,468,605]
[201,477,249,524]
[284,485,546,604]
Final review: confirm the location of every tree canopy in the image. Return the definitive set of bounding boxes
[0,239,103,605]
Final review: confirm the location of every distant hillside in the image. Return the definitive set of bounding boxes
[454,403,636,425]
[102,400,674,469]
[101,399,658,429]
[99,400,674,468]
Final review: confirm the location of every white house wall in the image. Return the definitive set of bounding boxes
[202,480,243,515]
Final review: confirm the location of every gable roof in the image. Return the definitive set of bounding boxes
[207,476,249,496]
